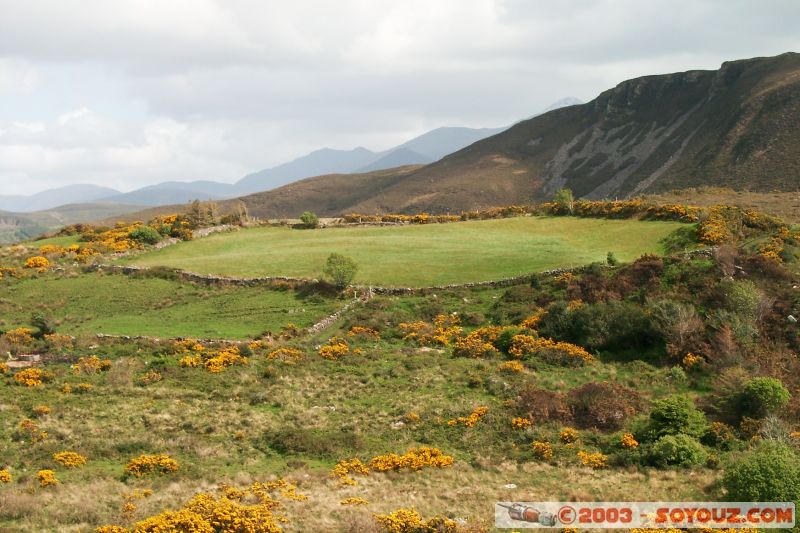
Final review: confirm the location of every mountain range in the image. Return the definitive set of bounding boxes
[0,98,584,214]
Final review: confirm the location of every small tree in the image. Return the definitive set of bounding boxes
[300,211,319,229]
[128,226,162,245]
[740,377,791,418]
[323,253,358,290]
[553,188,575,214]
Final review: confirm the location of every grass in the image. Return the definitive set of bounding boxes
[0,272,341,339]
[122,216,689,287]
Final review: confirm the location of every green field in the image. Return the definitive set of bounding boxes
[123,216,689,286]
[0,272,340,339]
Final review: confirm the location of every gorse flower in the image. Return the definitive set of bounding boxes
[621,433,639,449]
[124,454,180,477]
[14,368,54,387]
[532,441,553,460]
[511,417,532,430]
[318,337,350,360]
[559,427,579,444]
[53,451,88,468]
[37,469,59,487]
[577,450,608,469]
[447,406,488,427]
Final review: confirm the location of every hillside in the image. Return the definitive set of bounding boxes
[0,202,147,243]
[0,184,122,212]
[200,53,799,217]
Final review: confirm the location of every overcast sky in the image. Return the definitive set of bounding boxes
[0,0,798,195]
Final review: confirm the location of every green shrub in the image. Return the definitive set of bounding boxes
[650,434,708,467]
[645,395,707,440]
[128,226,162,245]
[720,279,760,319]
[740,377,791,418]
[722,442,800,504]
[322,253,358,290]
[299,211,319,229]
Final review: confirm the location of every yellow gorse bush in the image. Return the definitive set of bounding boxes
[452,331,496,358]
[532,440,554,460]
[97,480,306,533]
[0,469,11,483]
[621,433,639,449]
[37,469,59,487]
[347,325,380,338]
[560,427,579,444]
[180,345,248,372]
[577,450,608,469]
[0,362,8,375]
[400,314,462,346]
[499,360,524,373]
[340,497,369,506]
[318,336,350,360]
[266,347,304,364]
[19,418,48,443]
[682,352,704,369]
[368,446,454,472]
[511,417,532,430]
[14,368,54,387]
[72,355,112,374]
[520,309,546,330]
[447,406,488,428]
[4,327,34,345]
[374,508,460,533]
[124,454,180,477]
[53,451,88,468]
[24,256,50,270]
[508,334,593,365]
[331,458,371,486]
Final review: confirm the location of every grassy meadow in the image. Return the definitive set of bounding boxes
[0,272,340,339]
[121,216,689,287]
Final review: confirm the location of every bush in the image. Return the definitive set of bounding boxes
[322,253,358,290]
[568,382,641,431]
[128,226,162,245]
[722,442,800,503]
[299,211,319,229]
[645,395,707,440]
[740,377,791,418]
[650,434,708,467]
[516,385,572,423]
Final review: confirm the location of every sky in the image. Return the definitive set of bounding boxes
[0,0,799,196]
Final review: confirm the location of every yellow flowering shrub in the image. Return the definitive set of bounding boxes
[577,450,608,469]
[14,368,54,387]
[204,346,248,372]
[24,256,50,270]
[95,527,130,533]
[499,360,524,373]
[369,447,454,472]
[19,418,48,443]
[447,406,488,428]
[511,417,532,430]
[179,355,202,367]
[266,347,304,364]
[374,508,459,533]
[404,411,421,423]
[520,309,546,330]
[400,314,462,346]
[790,431,800,441]
[621,433,639,449]
[0,469,11,483]
[124,454,180,477]
[318,336,350,360]
[452,331,496,358]
[74,382,94,393]
[340,497,369,506]
[682,352,704,369]
[37,469,59,487]
[0,362,8,375]
[121,488,153,520]
[508,334,593,365]
[43,333,74,350]
[53,451,88,468]
[4,327,34,349]
[347,325,380,339]
[139,370,162,385]
[72,355,112,374]
[560,427,579,444]
[532,440,554,460]
[331,458,371,486]
[108,480,305,533]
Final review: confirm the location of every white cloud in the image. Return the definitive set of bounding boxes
[0,0,798,195]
